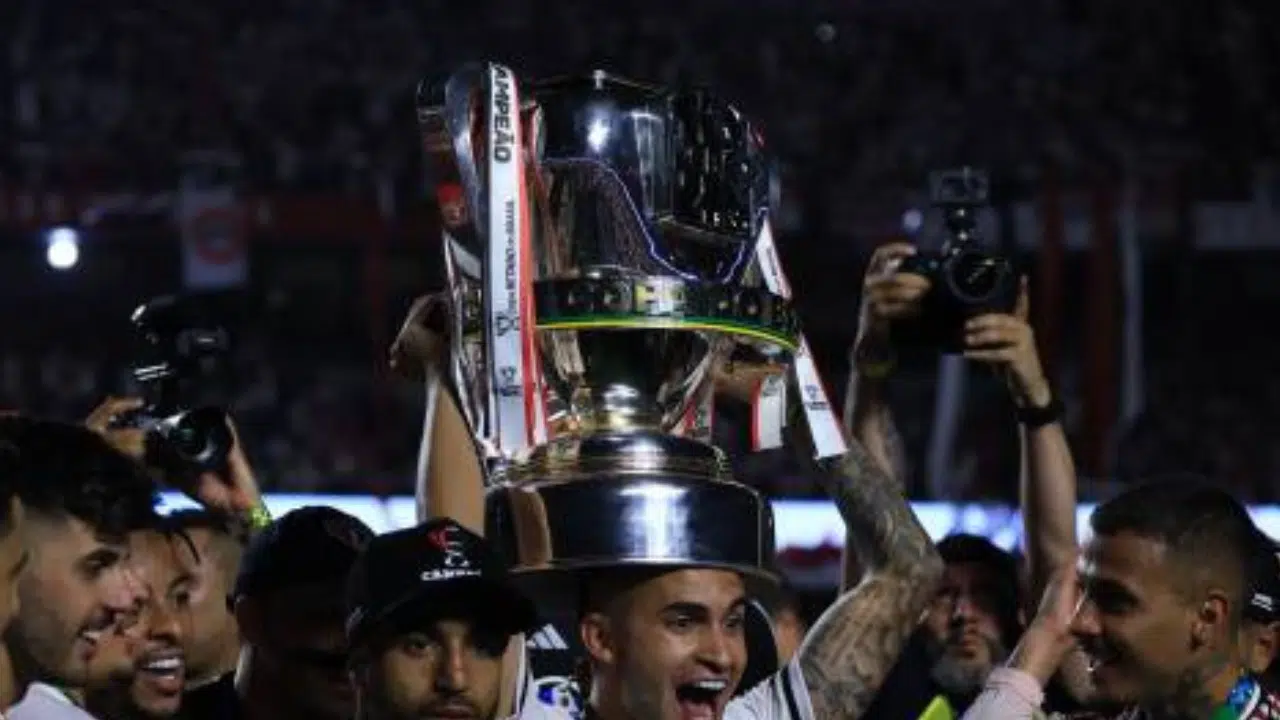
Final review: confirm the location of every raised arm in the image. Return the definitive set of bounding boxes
[843,242,928,484]
[391,295,487,532]
[961,278,1092,703]
[795,436,944,719]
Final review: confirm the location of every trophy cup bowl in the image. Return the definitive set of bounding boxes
[418,67,795,586]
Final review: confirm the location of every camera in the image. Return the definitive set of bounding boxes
[894,168,1018,352]
[125,293,236,474]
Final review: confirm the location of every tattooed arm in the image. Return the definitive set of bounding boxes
[793,439,944,719]
[843,350,907,491]
[844,245,916,486]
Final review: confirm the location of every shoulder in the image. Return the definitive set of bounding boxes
[724,659,814,720]
[8,684,96,720]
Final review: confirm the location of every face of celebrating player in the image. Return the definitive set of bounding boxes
[583,568,748,720]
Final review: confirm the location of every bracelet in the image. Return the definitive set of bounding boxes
[853,343,896,380]
[858,357,896,380]
[1016,394,1063,428]
[245,503,273,532]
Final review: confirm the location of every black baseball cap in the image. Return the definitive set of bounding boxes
[1245,531,1280,624]
[232,506,374,602]
[345,518,539,645]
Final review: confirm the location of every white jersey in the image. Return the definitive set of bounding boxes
[8,683,100,720]
[509,640,581,719]
[509,645,815,720]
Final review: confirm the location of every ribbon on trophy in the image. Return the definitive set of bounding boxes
[750,373,787,450]
[680,379,716,444]
[751,218,848,459]
[483,63,546,455]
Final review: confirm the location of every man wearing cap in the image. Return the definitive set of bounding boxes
[346,517,564,720]
[180,506,375,720]
[1240,531,1280,684]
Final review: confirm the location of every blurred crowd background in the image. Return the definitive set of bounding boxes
[1,0,1278,501]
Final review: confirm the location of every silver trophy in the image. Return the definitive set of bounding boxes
[417,65,813,584]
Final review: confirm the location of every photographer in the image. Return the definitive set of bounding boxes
[82,395,272,718]
[849,239,1077,719]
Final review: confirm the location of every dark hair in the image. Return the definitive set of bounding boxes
[0,436,18,536]
[578,566,668,621]
[167,508,249,545]
[0,416,158,538]
[1091,477,1256,621]
[936,533,1023,645]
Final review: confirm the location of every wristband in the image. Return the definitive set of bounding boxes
[853,343,896,381]
[1016,394,1063,428]
[245,502,273,532]
[858,357,896,380]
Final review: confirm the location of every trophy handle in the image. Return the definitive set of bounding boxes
[442,64,488,244]
[420,66,496,462]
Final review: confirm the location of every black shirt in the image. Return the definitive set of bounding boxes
[178,673,242,720]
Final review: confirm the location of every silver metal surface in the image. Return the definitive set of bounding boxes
[418,67,789,578]
[487,473,776,581]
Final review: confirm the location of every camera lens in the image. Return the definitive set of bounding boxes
[169,420,206,457]
[163,408,232,468]
[946,249,1003,302]
[170,414,213,461]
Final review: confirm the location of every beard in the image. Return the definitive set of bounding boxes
[926,633,1009,698]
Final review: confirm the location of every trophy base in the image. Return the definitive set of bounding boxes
[485,433,777,585]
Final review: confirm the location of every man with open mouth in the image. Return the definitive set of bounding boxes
[86,521,197,719]
[1,418,157,719]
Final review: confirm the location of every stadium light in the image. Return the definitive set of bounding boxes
[45,227,81,270]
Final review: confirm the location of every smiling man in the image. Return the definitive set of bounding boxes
[0,441,31,708]
[963,479,1280,720]
[86,523,197,719]
[0,417,158,719]
[1066,481,1280,719]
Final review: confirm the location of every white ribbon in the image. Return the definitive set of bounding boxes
[750,373,787,451]
[752,219,848,458]
[682,379,716,444]
[483,62,543,454]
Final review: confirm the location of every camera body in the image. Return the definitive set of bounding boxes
[127,293,235,474]
[894,168,1018,353]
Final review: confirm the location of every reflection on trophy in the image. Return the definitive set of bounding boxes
[416,65,844,584]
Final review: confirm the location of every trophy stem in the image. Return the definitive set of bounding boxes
[507,431,730,484]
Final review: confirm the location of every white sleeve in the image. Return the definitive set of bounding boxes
[509,641,583,720]
[724,659,815,720]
